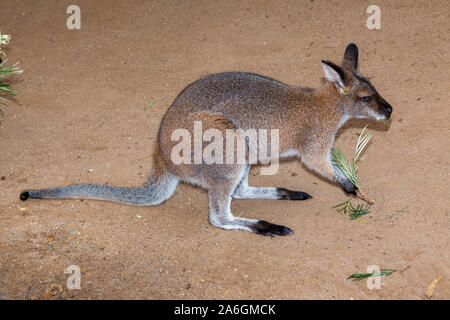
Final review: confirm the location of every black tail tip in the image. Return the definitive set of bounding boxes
[20,191,30,201]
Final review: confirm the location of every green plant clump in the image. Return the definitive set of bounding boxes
[0,33,23,101]
[331,125,373,220]
[331,198,371,220]
[331,125,373,189]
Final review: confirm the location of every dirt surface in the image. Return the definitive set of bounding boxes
[0,0,449,300]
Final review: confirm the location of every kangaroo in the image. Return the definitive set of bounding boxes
[20,43,392,236]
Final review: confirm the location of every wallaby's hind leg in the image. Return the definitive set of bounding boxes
[233,166,312,201]
[207,168,293,237]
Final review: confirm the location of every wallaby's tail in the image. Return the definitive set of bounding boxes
[20,149,179,206]
[20,173,178,206]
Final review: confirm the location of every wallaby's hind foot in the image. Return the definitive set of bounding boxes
[210,207,294,237]
[250,220,293,237]
[276,188,312,201]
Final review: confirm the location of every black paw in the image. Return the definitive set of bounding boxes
[340,180,357,195]
[20,191,30,201]
[251,220,294,237]
[277,188,312,200]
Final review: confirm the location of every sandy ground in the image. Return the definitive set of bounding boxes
[0,0,449,300]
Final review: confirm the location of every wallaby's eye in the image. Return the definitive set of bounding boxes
[359,96,372,103]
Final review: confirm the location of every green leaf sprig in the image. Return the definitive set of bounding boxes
[331,198,371,220]
[331,125,374,219]
[347,269,397,282]
[0,34,23,101]
[331,125,373,189]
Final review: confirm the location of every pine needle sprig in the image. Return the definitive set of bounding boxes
[0,33,23,101]
[331,197,371,220]
[331,125,373,190]
[0,62,23,99]
[331,147,359,188]
[354,125,374,163]
[331,125,374,219]
[331,198,353,214]
[347,269,396,282]
[348,202,371,220]
[0,81,15,96]
[0,61,23,76]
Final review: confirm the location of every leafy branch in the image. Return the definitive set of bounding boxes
[331,198,371,220]
[331,125,373,190]
[331,125,374,219]
[0,33,22,101]
[347,269,396,282]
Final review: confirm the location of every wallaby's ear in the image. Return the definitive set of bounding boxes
[342,43,358,71]
[321,60,347,94]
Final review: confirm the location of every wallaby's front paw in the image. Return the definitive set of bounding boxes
[251,220,294,237]
[342,181,357,195]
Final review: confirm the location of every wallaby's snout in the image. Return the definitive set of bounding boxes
[361,93,393,121]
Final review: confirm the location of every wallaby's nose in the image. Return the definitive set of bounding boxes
[385,104,392,114]
[380,98,393,119]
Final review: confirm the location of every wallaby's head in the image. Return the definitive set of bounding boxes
[320,43,393,120]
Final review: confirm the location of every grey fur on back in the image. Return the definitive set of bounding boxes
[168,72,313,131]
[173,72,296,111]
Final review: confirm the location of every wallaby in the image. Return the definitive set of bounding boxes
[20,43,392,236]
